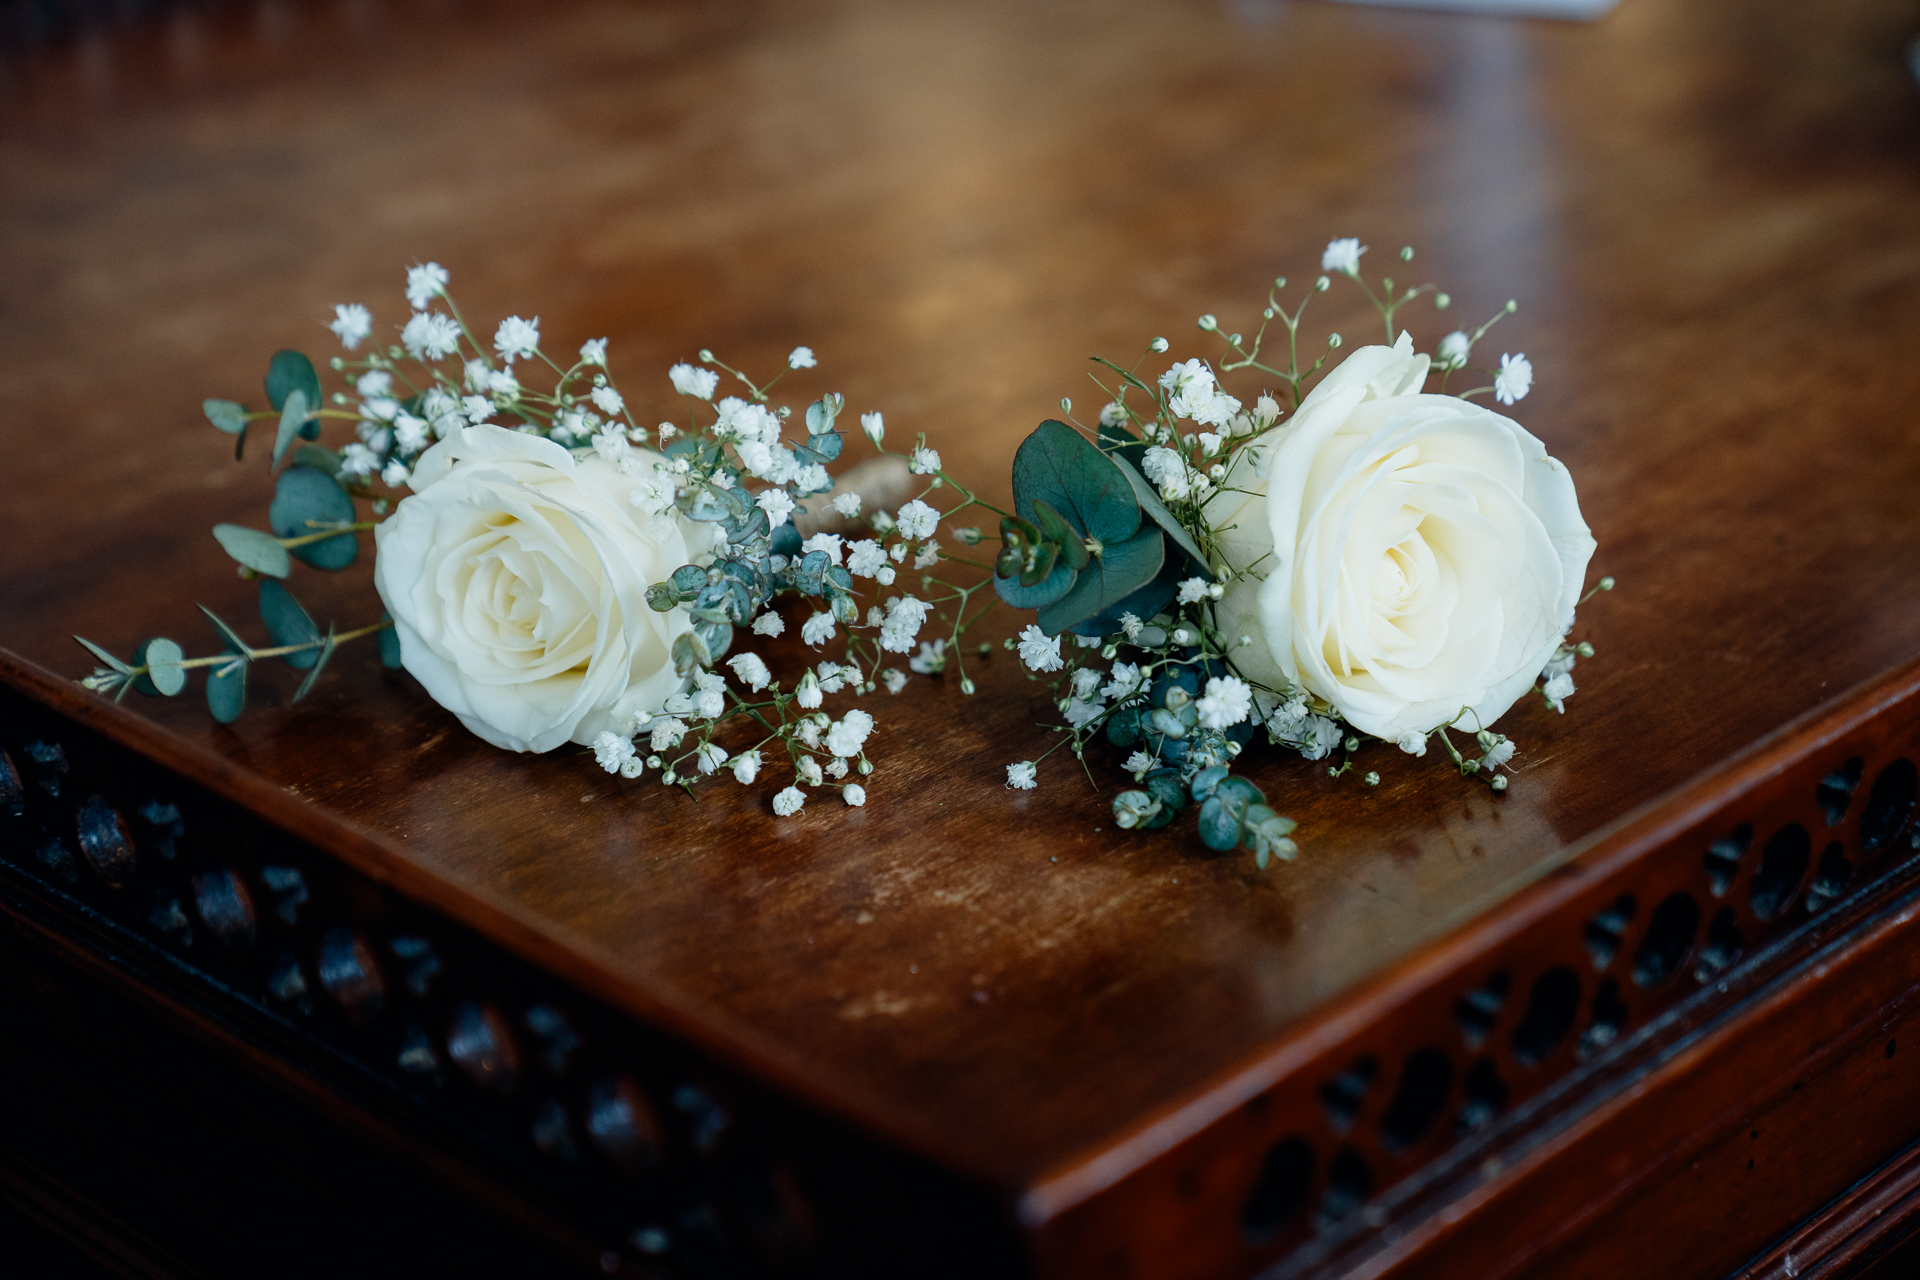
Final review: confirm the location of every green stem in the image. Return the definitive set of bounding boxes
[278,521,377,549]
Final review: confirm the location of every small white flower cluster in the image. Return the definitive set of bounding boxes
[585,651,880,814]
[326,263,631,490]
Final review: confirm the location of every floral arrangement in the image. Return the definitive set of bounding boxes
[984,240,1606,860]
[73,240,1607,865]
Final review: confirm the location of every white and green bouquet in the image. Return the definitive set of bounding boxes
[74,241,1607,865]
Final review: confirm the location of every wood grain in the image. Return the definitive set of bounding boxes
[2,0,1919,1250]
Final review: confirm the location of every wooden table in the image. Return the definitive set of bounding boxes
[4,1,1920,1276]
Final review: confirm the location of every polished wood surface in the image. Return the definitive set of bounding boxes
[3,0,1920,1242]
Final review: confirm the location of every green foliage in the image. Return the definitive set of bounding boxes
[265,350,322,415]
[293,444,343,477]
[73,635,130,675]
[212,524,291,578]
[269,465,357,570]
[271,388,311,470]
[1012,420,1141,546]
[205,647,247,723]
[258,579,322,668]
[133,638,186,696]
[1037,526,1163,636]
[994,419,1203,635]
[203,398,248,435]
[1189,767,1297,864]
[292,629,337,703]
[197,606,252,656]
[804,393,843,435]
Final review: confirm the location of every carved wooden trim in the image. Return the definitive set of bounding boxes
[1028,657,1920,1280]
[0,668,1017,1279]
[1736,1137,1920,1280]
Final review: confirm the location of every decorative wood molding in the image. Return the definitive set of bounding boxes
[0,662,1017,1279]
[1028,657,1920,1280]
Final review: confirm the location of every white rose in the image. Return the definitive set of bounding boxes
[1207,334,1596,742]
[373,424,713,752]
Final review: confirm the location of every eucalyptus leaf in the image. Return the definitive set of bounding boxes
[1032,500,1089,572]
[292,629,337,703]
[1064,544,1187,638]
[377,618,404,670]
[1189,765,1231,802]
[269,465,357,571]
[1114,453,1208,569]
[1018,539,1060,589]
[258,579,322,669]
[134,638,187,697]
[1011,420,1143,547]
[1105,703,1143,747]
[197,606,254,658]
[1139,771,1188,830]
[992,557,1075,610]
[805,394,843,435]
[203,398,249,435]
[206,648,248,723]
[1197,796,1243,851]
[212,524,292,579]
[265,349,321,414]
[687,490,733,522]
[72,635,131,675]
[293,443,343,477]
[271,388,310,471]
[695,618,733,663]
[806,431,843,463]
[1038,526,1164,635]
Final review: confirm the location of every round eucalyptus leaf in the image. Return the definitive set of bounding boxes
[645,583,681,612]
[269,465,357,571]
[805,394,843,435]
[206,650,248,723]
[1189,765,1230,802]
[992,556,1074,610]
[1011,420,1143,547]
[1140,771,1188,830]
[203,398,249,434]
[1066,541,1187,638]
[134,638,187,697]
[1197,796,1243,851]
[1105,703,1144,748]
[265,349,321,413]
[1038,525,1165,636]
[1215,776,1265,812]
[212,524,291,579]
[258,579,322,669]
